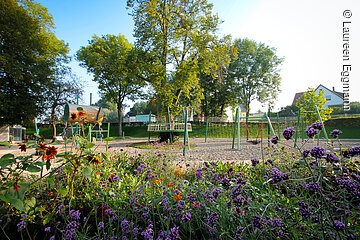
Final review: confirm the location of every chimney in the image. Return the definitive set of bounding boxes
[332,87,335,92]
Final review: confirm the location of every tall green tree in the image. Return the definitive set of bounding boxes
[0,0,69,126]
[296,88,332,124]
[77,34,147,136]
[127,0,230,118]
[43,69,83,141]
[228,38,283,118]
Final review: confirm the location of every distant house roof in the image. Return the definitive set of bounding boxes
[292,92,305,106]
[292,85,344,106]
[317,84,344,99]
[238,104,246,112]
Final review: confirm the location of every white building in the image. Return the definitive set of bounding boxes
[292,84,344,108]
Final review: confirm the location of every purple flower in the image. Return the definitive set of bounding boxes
[121,219,133,234]
[169,225,180,240]
[98,221,105,230]
[181,211,192,222]
[302,149,310,158]
[195,168,203,180]
[112,175,120,181]
[268,218,284,227]
[17,220,26,230]
[305,127,317,138]
[252,216,266,229]
[271,135,279,144]
[298,201,310,218]
[333,220,345,230]
[251,157,259,166]
[44,226,51,232]
[330,129,342,138]
[310,146,326,158]
[212,187,222,199]
[304,181,320,192]
[50,236,55,240]
[220,177,230,188]
[271,168,289,183]
[205,212,219,235]
[335,177,360,197]
[141,224,154,240]
[326,153,340,163]
[350,145,360,156]
[69,209,81,221]
[177,200,185,210]
[311,122,323,130]
[282,127,295,140]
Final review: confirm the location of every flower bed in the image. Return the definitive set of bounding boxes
[0,126,359,240]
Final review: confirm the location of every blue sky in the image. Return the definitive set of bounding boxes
[38,0,360,112]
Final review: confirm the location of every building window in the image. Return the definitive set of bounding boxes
[326,95,331,100]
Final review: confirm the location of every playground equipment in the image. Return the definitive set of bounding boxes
[147,107,192,157]
[63,103,109,143]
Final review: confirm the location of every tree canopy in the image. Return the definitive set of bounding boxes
[127,0,230,118]
[296,88,332,124]
[77,34,147,136]
[228,38,283,117]
[0,0,68,126]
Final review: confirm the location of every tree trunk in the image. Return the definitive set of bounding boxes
[51,107,57,142]
[246,106,250,141]
[117,103,123,137]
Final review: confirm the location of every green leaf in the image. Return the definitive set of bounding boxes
[83,166,93,180]
[10,198,25,212]
[103,137,114,142]
[27,165,41,172]
[34,133,42,138]
[0,158,16,168]
[24,197,36,208]
[77,107,84,111]
[58,188,68,197]
[84,143,95,149]
[1,153,15,160]
[43,214,52,225]
[46,160,51,170]
[34,161,47,166]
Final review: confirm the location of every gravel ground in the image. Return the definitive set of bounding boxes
[1,138,359,163]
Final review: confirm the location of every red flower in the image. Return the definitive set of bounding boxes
[168,182,173,187]
[14,183,20,191]
[174,193,182,201]
[70,113,77,120]
[78,111,85,117]
[18,143,26,152]
[43,146,57,161]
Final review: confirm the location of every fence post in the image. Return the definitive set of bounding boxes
[205,118,209,142]
[183,107,188,157]
[315,105,329,142]
[237,106,241,151]
[232,107,239,149]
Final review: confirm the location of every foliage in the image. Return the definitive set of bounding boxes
[332,102,360,115]
[275,105,299,117]
[127,0,230,117]
[43,69,84,141]
[228,38,283,117]
[296,88,333,124]
[0,0,69,126]
[77,34,147,136]
[94,96,119,123]
[1,125,359,239]
[126,100,157,117]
